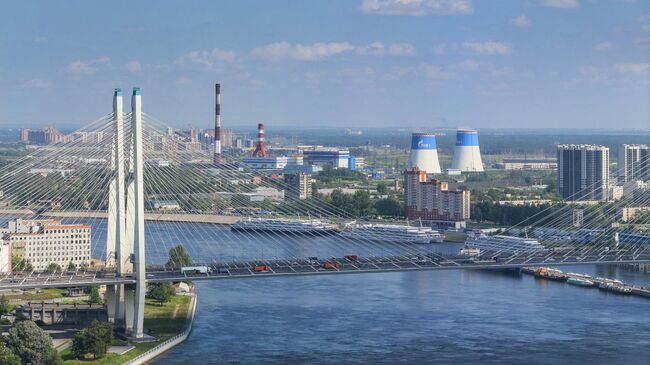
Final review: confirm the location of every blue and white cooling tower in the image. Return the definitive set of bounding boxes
[451,129,484,172]
[407,133,441,174]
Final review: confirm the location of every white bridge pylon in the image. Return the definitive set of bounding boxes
[105,87,146,338]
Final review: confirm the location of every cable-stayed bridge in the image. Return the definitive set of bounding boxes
[1,88,649,338]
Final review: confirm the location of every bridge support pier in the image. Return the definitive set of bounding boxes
[105,285,116,323]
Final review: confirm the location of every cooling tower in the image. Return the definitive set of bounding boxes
[407,133,441,174]
[451,129,484,172]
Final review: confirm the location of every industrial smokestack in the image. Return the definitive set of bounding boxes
[407,133,441,174]
[451,129,484,172]
[252,123,267,157]
[213,83,222,164]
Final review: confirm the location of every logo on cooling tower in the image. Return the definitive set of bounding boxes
[411,135,436,150]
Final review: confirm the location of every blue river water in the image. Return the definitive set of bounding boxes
[2,217,647,363]
[153,265,650,365]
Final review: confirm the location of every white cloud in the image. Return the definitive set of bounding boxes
[511,15,531,27]
[66,56,110,76]
[126,60,142,73]
[462,42,512,55]
[360,0,473,16]
[175,77,192,85]
[457,59,480,71]
[356,42,416,56]
[21,78,52,89]
[540,0,579,8]
[593,41,613,51]
[175,48,237,70]
[614,63,650,74]
[252,42,354,61]
[639,15,650,32]
[431,43,447,54]
[398,63,451,80]
[252,41,414,61]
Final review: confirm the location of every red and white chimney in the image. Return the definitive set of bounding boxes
[252,123,267,157]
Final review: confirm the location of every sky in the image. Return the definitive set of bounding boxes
[0,0,648,131]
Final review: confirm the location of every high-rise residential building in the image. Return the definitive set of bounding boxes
[2,218,91,271]
[618,144,650,183]
[403,167,470,222]
[557,144,610,201]
[283,172,312,200]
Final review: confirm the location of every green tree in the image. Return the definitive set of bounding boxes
[44,348,63,365]
[376,182,389,195]
[147,282,175,306]
[0,294,10,315]
[12,256,33,272]
[374,197,403,217]
[88,286,101,304]
[67,261,76,271]
[71,321,113,360]
[167,244,192,267]
[46,262,62,273]
[5,320,55,365]
[71,330,90,360]
[0,342,20,365]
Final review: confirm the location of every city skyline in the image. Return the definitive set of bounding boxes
[0,0,648,130]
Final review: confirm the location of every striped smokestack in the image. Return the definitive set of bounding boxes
[213,83,222,164]
[252,122,267,157]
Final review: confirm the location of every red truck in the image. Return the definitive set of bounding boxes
[322,261,341,269]
[344,255,358,262]
[253,265,271,272]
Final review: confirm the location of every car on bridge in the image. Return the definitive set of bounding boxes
[322,261,341,270]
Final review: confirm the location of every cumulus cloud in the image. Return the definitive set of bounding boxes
[398,63,451,80]
[457,59,480,71]
[356,42,416,56]
[540,0,579,8]
[66,56,110,75]
[126,61,142,73]
[175,48,237,70]
[252,42,355,61]
[593,42,613,51]
[462,42,512,55]
[252,41,415,61]
[614,63,650,74]
[360,0,473,16]
[511,15,531,27]
[21,78,52,88]
[431,43,447,54]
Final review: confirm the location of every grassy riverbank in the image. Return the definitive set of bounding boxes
[60,295,191,365]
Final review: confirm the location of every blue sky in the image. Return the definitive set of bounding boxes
[0,0,648,130]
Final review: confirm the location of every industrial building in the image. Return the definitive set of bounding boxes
[618,144,649,183]
[242,156,303,170]
[407,133,441,174]
[451,129,484,172]
[2,218,91,272]
[557,144,610,201]
[303,149,351,169]
[403,167,470,223]
[495,159,558,170]
[283,172,312,200]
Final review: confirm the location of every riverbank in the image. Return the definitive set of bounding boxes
[60,292,196,364]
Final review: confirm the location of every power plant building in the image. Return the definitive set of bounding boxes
[557,144,610,201]
[451,129,484,172]
[407,133,441,174]
[403,167,470,222]
[303,149,350,169]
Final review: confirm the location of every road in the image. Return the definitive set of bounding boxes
[1,251,649,291]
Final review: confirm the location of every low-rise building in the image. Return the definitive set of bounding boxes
[2,219,91,272]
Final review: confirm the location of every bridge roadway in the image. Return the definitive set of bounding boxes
[1,251,650,291]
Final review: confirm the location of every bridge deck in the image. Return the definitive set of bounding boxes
[1,252,649,291]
